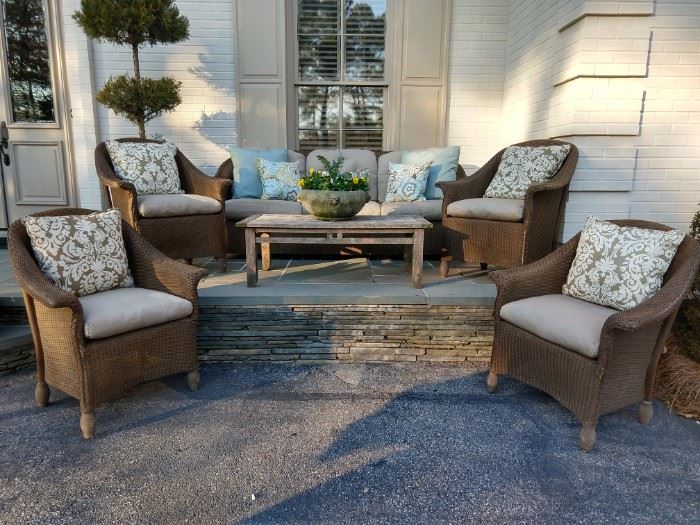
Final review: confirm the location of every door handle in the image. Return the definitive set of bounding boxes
[0,121,9,166]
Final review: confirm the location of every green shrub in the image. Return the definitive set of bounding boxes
[676,203,700,362]
[73,0,189,138]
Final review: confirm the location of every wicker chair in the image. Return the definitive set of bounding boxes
[8,208,208,439]
[437,139,578,275]
[95,138,231,272]
[487,220,700,451]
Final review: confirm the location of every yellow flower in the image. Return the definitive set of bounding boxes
[299,178,305,187]
[309,168,315,175]
[352,177,359,185]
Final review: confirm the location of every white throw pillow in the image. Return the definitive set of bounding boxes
[22,209,134,297]
[484,144,571,199]
[384,162,432,203]
[106,140,183,195]
[563,216,685,310]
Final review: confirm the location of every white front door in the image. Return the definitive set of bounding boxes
[0,0,74,229]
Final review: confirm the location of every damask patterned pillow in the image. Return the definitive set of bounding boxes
[257,159,301,201]
[384,162,432,203]
[484,144,571,199]
[106,140,183,195]
[563,217,685,310]
[23,209,134,297]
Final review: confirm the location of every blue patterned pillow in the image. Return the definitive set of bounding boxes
[257,159,301,201]
[384,162,432,203]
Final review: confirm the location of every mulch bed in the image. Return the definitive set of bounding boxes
[655,336,700,420]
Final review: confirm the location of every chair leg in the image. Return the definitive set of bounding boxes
[480,262,488,271]
[35,382,49,407]
[80,412,96,440]
[187,369,200,392]
[440,258,450,278]
[486,371,498,393]
[579,422,597,452]
[639,400,654,425]
[217,257,227,273]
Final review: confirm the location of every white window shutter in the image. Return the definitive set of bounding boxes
[388,0,451,150]
[235,0,287,148]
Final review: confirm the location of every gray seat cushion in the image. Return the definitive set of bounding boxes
[499,294,617,358]
[225,198,303,219]
[137,194,221,218]
[380,199,443,221]
[307,149,379,201]
[79,287,193,340]
[446,197,524,222]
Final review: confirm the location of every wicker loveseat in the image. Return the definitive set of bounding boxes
[95,138,231,272]
[8,208,207,439]
[215,149,466,258]
[487,219,700,451]
[437,139,578,274]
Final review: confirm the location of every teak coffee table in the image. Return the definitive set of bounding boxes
[236,214,433,288]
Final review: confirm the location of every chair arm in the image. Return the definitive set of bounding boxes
[491,238,579,317]
[177,152,232,202]
[7,234,82,312]
[215,159,234,180]
[123,224,207,304]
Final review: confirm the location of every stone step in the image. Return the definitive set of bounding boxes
[0,325,34,372]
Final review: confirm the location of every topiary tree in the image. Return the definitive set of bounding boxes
[73,0,189,138]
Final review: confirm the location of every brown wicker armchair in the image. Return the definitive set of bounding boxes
[487,220,700,451]
[437,139,578,275]
[95,138,231,272]
[8,208,208,439]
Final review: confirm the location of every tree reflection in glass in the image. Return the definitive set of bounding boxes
[2,0,55,123]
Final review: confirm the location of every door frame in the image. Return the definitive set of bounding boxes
[0,0,77,229]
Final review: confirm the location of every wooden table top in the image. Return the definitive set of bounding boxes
[236,214,433,230]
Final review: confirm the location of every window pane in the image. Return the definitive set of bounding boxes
[298,0,339,81]
[2,0,55,123]
[299,129,340,150]
[344,0,385,81]
[342,129,382,149]
[298,86,340,129]
[343,86,383,129]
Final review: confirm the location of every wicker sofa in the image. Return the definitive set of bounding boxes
[215,149,466,258]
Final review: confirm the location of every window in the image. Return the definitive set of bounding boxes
[295,0,386,150]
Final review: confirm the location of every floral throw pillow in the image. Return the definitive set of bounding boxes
[106,140,183,195]
[23,209,134,297]
[484,144,571,199]
[384,162,432,203]
[563,216,685,310]
[257,159,301,201]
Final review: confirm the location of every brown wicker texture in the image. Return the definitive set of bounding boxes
[487,219,700,451]
[8,208,208,439]
[215,152,465,258]
[437,139,579,271]
[95,138,231,270]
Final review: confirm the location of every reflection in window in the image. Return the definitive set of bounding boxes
[296,0,385,150]
[2,0,55,123]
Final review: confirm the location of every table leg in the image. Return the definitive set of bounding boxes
[261,233,271,271]
[245,228,258,287]
[412,229,424,289]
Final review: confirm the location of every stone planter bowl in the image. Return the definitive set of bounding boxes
[298,189,369,221]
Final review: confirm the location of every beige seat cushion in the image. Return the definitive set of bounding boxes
[446,198,524,222]
[137,194,221,218]
[499,294,617,358]
[380,199,443,221]
[307,149,379,201]
[79,287,193,340]
[225,198,303,219]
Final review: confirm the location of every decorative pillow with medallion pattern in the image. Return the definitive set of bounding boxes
[484,144,571,199]
[384,162,432,203]
[106,140,183,195]
[563,216,685,310]
[257,158,301,201]
[22,209,134,297]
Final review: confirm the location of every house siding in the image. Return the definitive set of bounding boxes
[59,0,700,238]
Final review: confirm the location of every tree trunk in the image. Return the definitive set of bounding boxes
[131,43,146,139]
